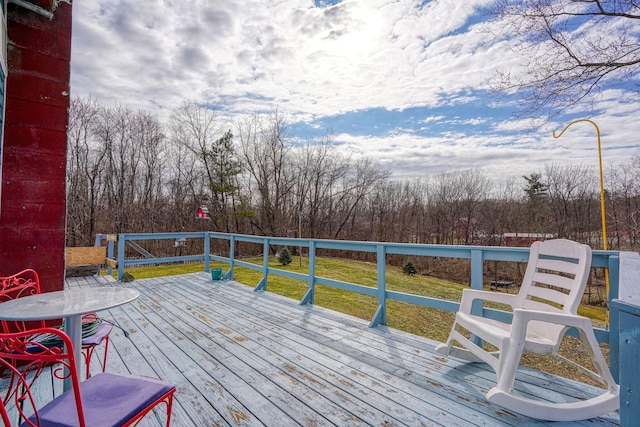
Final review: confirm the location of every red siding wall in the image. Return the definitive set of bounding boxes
[0,2,72,292]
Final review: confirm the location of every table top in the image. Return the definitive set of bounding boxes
[0,287,140,321]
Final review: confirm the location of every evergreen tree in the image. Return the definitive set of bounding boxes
[523,173,549,233]
[523,173,548,201]
[278,247,292,266]
[402,260,418,276]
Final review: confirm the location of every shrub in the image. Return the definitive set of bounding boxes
[278,247,292,266]
[402,260,418,276]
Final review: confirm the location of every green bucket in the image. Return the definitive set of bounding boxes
[210,268,224,281]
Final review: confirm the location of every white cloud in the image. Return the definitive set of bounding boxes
[421,115,445,124]
[70,0,640,180]
[330,103,639,182]
[71,0,502,114]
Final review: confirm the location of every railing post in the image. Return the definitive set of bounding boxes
[609,251,639,382]
[106,238,114,276]
[469,249,485,316]
[609,253,620,382]
[300,240,316,305]
[470,249,484,290]
[204,232,211,272]
[370,244,386,327]
[470,248,484,346]
[117,234,125,281]
[225,235,235,280]
[255,239,269,291]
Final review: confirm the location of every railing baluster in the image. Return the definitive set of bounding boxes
[300,240,316,305]
[255,239,269,291]
[204,232,211,273]
[370,244,387,327]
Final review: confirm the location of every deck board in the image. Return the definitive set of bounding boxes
[4,272,619,426]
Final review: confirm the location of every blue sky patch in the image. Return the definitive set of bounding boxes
[314,0,342,7]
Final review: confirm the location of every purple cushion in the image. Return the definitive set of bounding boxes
[24,373,175,426]
[81,322,112,346]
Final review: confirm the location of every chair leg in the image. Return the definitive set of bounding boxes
[83,345,94,379]
[165,394,174,427]
[102,336,110,373]
[122,390,176,427]
[82,336,110,379]
[493,338,526,395]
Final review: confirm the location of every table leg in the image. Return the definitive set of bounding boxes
[63,314,82,391]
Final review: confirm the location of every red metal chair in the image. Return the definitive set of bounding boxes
[0,327,175,426]
[0,269,113,378]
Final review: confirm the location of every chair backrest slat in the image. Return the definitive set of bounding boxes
[532,271,576,291]
[517,239,591,312]
[526,285,571,308]
[515,239,592,345]
[535,257,581,275]
[522,298,563,313]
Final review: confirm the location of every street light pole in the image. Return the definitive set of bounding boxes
[552,119,609,322]
[552,119,607,251]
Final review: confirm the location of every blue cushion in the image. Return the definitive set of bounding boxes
[23,373,175,427]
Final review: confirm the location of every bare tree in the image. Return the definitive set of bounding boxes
[96,104,162,233]
[427,173,462,245]
[131,111,166,232]
[367,179,427,243]
[456,170,492,244]
[544,163,599,242]
[607,154,640,248]
[65,96,640,256]
[330,158,391,240]
[164,140,202,232]
[427,170,490,244]
[490,0,640,117]
[66,97,105,245]
[169,101,245,232]
[477,177,526,245]
[235,110,296,238]
[293,134,351,238]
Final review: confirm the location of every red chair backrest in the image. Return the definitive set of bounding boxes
[0,269,41,303]
[0,270,49,333]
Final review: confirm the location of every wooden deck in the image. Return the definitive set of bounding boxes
[15,273,621,426]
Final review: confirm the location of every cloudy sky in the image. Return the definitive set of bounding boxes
[70,0,640,181]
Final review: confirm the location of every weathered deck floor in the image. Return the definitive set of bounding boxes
[12,273,621,426]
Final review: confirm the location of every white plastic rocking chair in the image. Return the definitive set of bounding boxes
[435,239,619,422]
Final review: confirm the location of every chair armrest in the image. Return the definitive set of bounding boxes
[459,289,519,313]
[511,308,593,335]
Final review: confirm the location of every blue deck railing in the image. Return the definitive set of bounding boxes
[97,232,623,375]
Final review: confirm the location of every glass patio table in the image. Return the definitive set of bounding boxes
[0,287,139,390]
